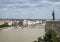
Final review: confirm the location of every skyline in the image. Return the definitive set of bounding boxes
[0,0,60,19]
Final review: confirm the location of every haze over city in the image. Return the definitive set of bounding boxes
[0,0,60,19]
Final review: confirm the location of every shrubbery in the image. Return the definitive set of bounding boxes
[0,24,12,28]
[34,29,60,42]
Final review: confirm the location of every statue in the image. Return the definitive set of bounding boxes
[52,10,55,20]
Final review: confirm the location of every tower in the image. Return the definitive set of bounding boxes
[52,10,55,20]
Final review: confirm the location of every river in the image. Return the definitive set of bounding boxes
[0,27,45,42]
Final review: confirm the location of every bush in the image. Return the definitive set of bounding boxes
[0,24,12,28]
[34,29,60,42]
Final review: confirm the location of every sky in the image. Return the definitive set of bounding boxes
[0,0,60,19]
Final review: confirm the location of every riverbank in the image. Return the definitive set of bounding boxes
[0,23,46,30]
[0,27,14,31]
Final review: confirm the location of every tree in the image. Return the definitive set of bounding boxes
[33,40,37,42]
[44,29,58,42]
[34,29,60,42]
[38,37,43,42]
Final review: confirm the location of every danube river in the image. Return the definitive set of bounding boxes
[0,26,45,42]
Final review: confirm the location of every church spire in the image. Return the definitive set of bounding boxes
[52,10,55,20]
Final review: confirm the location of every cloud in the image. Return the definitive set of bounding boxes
[48,0,60,2]
[0,0,51,8]
[0,0,60,19]
[53,2,60,5]
[0,0,60,9]
[49,2,60,7]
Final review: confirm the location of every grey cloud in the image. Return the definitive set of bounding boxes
[0,0,46,4]
[48,0,60,2]
[0,0,25,4]
[0,0,60,9]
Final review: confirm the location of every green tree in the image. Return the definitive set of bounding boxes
[38,37,43,42]
[33,40,37,42]
[44,29,58,42]
[34,29,60,42]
